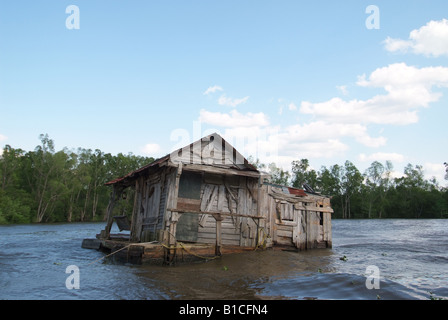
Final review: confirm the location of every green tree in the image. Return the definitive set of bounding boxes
[246,156,266,171]
[1,145,25,191]
[291,159,318,189]
[267,162,291,186]
[340,161,363,219]
[444,162,448,181]
[22,134,70,222]
[364,161,393,218]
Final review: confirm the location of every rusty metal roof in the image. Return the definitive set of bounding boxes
[287,187,307,197]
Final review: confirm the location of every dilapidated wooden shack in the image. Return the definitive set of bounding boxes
[84,133,332,264]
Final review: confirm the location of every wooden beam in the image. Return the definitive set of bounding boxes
[213,213,224,256]
[130,178,143,242]
[172,163,260,179]
[167,208,265,220]
[173,162,183,210]
[104,186,122,239]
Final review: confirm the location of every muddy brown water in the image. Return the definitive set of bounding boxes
[0,219,447,300]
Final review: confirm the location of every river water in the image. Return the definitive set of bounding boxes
[0,219,447,300]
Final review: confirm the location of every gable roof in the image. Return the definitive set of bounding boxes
[105,133,258,186]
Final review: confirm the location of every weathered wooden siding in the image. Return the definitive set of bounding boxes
[261,184,333,250]
[130,172,163,242]
[99,133,332,258]
[108,162,332,252]
[193,174,260,247]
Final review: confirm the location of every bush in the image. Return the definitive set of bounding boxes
[0,192,31,224]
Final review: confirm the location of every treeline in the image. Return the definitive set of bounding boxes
[0,134,153,224]
[251,158,448,219]
[1,135,447,224]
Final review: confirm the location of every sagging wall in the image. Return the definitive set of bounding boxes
[173,171,262,248]
[262,184,332,250]
[127,166,263,248]
[129,166,175,242]
[125,165,332,251]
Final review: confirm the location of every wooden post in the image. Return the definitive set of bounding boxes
[166,211,179,264]
[305,209,309,250]
[256,177,262,248]
[130,179,140,242]
[104,186,121,239]
[213,213,224,256]
[165,163,183,264]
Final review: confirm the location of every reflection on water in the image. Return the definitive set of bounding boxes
[0,219,447,300]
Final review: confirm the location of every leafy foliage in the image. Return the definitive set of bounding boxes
[255,158,448,219]
[0,134,153,223]
[0,136,446,223]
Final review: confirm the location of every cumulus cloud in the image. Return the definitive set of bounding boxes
[141,143,161,155]
[222,126,349,166]
[336,85,349,96]
[301,63,448,126]
[199,109,269,127]
[358,152,405,163]
[424,162,446,183]
[0,134,7,142]
[203,85,223,95]
[197,33,448,170]
[277,121,385,148]
[384,19,448,57]
[288,103,298,111]
[218,94,250,107]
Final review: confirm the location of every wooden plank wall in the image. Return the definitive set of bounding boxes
[195,174,260,247]
[262,184,333,250]
[126,165,332,250]
[129,167,175,242]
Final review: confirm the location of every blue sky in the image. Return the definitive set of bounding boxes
[1,1,447,184]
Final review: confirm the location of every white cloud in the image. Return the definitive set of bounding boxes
[279,139,349,160]
[358,152,405,163]
[278,106,283,115]
[355,135,387,148]
[222,126,349,167]
[203,85,223,95]
[198,107,388,168]
[198,110,351,165]
[0,134,7,142]
[278,121,385,148]
[301,63,448,126]
[288,103,297,111]
[218,94,250,107]
[423,162,446,183]
[199,109,269,128]
[141,143,161,155]
[336,85,349,96]
[384,19,448,57]
[383,38,413,53]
